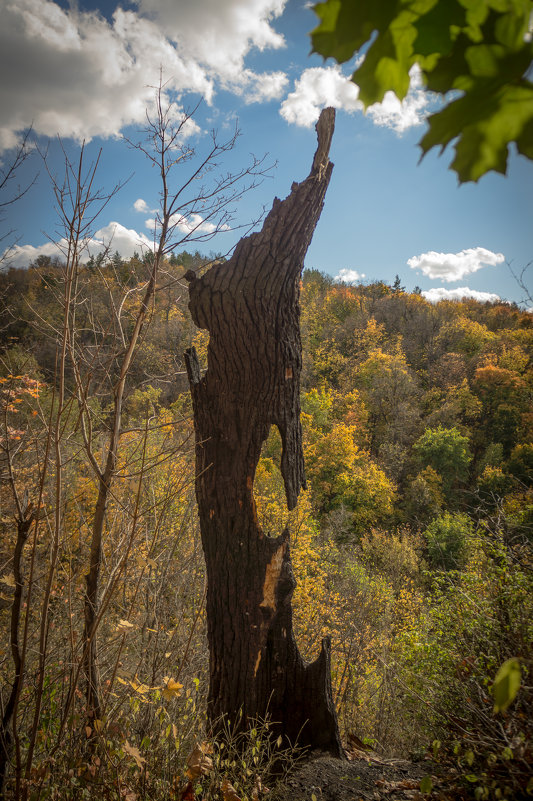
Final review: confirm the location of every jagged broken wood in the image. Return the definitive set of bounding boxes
[184,107,342,754]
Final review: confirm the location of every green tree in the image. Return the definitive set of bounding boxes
[356,348,419,456]
[413,424,472,498]
[478,464,515,505]
[403,465,444,526]
[424,511,474,570]
[472,365,527,455]
[436,316,495,359]
[508,442,533,486]
[311,0,533,182]
[424,379,482,433]
[392,274,404,293]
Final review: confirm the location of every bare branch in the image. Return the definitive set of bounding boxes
[0,128,39,266]
[123,79,275,259]
[507,259,533,308]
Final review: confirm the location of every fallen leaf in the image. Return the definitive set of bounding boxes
[178,781,195,800]
[117,619,135,631]
[185,742,213,779]
[162,677,183,701]
[124,741,146,770]
[129,678,152,694]
[221,778,242,800]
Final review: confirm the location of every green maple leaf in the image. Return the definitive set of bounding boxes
[421,79,533,182]
[310,0,533,182]
[492,658,521,713]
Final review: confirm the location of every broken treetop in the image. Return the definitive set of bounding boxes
[185,107,335,510]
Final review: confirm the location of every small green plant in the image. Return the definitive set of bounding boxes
[178,715,304,801]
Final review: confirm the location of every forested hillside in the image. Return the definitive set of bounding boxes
[1,255,531,799]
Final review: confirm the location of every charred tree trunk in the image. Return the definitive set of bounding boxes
[184,108,342,755]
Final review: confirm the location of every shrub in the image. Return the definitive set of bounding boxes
[423,512,474,570]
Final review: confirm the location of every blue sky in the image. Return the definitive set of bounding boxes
[1,0,532,306]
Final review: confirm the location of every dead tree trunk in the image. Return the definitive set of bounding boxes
[184,108,342,755]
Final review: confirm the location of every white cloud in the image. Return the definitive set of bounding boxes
[2,239,65,268]
[422,287,501,304]
[241,70,289,104]
[0,0,209,149]
[334,268,365,283]
[134,198,150,213]
[2,211,234,268]
[87,221,154,257]
[280,66,362,127]
[144,212,229,236]
[366,66,430,133]
[280,64,432,131]
[135,0,286,86]
[408,247,505,282]
[2,221,153,267]
[0,0,289,153]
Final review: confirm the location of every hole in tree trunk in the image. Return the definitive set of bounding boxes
[254,426,288,537]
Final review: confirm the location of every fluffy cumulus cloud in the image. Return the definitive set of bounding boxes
[0,0,437,153]
[4,222,154,267]
[0,0,289,152]
[240,70,289,104]
[366,66,430,133]
[422,287,501,304]
[280,66,363,127]
[133,198,151,213]
[144,211,228,236]
[135,0,286,81]
[408,247,505,282]
[280,64,432,131]
[87,222,154,257]
[334,268,366,283]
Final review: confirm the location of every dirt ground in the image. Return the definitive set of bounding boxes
[271,753,434,801]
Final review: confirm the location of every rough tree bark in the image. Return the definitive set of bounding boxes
[184,108,342,755]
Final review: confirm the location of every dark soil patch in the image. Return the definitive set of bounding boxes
[271,754,434,801]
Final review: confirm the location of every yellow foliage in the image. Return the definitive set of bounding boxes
[162,677,184,701]
[292,517,342,658]
[192,329,210,367]
[353,318,385,356]
[497,344,529,373]
[253,454,342,657]
[305,424,396,530]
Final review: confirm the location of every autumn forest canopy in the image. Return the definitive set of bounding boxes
[0,247,531,799]
[0,0,532,795]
